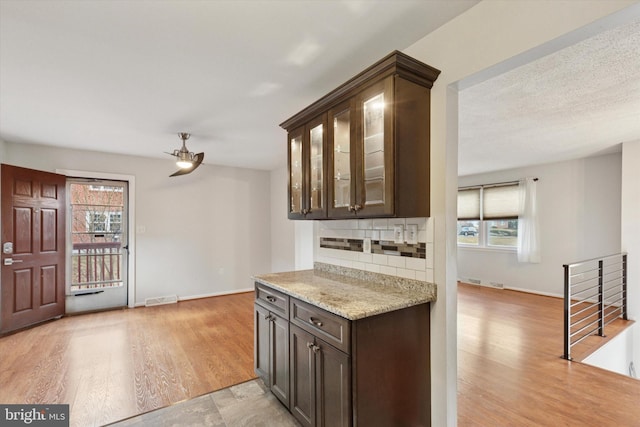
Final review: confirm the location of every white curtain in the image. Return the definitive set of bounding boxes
[517,177,540,263]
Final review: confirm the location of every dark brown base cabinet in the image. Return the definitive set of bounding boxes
[254,284,290,408]
[255,282,431,427]
[290,324,351,427]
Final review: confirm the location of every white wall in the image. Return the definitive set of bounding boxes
[621,139,640,374]
[270,165,295,272]
[583,323,636,377]
[403,1,637,424]
[458,153,622,296]
[269,165,313,272]
[3,141,272,305]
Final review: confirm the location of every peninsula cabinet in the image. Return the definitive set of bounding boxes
[287,114,328,220]
[254,284,290,408]
[281,51,440,219]
[254,281,431,427]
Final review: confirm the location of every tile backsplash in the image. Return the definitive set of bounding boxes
[315,218,434,282]
[320,238,426,259]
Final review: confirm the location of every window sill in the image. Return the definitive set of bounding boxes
[457,245,517,254]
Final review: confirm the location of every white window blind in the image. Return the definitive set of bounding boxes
[483,185,519,219]
[457,184,519,220]
[457,188,481,220]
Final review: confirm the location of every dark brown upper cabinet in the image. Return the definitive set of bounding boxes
[281,51,440,220]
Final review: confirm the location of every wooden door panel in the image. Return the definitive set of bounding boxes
[41,265,58,305]
[41,209,58,252]
[290,324,315,427]
[316,339,351,427]
[14,179,33,197]
[254,303,270,382]
[14,268,34,312]
[41,183,58,199]
[271,312,290,408]
[1,164,66,333]
[14,207,33,253]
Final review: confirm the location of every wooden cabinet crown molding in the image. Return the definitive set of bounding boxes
[280,50,441,131]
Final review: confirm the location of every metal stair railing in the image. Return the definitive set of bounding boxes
[563,253,627,360]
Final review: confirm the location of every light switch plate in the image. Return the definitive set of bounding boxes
[363,237,371,254]
[393,224,404,243]
[406,224,418,244]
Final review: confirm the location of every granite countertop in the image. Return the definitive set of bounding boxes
[253,263,436,320]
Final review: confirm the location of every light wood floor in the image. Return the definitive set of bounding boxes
[458,282,640,426]
[2,285,639,426]
[0,292,256,427]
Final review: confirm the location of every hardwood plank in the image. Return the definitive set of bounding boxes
[0,292,256,427]
[458,283,640,426]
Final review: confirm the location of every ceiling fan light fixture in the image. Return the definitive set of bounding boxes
[166,132,205,177]
[176,160,193,169]
[176,151,194,169]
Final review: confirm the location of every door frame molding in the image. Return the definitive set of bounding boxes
[57,169,136,308]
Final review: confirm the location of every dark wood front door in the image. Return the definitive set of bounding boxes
[1,164,66,333]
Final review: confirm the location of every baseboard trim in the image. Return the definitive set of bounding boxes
[459,280,563,299]
[134,288,254,307]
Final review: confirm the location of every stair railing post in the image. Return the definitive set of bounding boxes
[598,259,604,337]
[563,264,571,360]
[622,254,628,320]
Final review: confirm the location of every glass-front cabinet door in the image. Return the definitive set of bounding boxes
[328,100,355,217]
[308,121,324,215]
[288,129,304,218]
[328,78,394,218]
[355,77,394,217]
[287,116,327,219]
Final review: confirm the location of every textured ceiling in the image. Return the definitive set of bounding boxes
[0,0,478,171]
[459,15,640,176]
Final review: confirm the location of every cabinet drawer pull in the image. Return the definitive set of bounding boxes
[309,317,323,327]
[265,296,277,303]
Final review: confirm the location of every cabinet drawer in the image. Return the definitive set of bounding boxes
[255,282,289,318]
[291,298,350,354]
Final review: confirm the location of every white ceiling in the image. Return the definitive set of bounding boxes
[1,1,639,176]
[0,0,478,171]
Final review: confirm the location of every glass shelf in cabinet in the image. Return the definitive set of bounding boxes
[334,173,351,181]
[365,151,384,169]
[364,165,384,181]
[364,179,384,205]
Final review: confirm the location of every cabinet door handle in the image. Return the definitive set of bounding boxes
[312,345,321,354]
[307,342,314,349]
[265,296,277,303]
[347,205,354,212]
[264,313,271,320]
[309,317,323,327]
[354,204,362,212]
